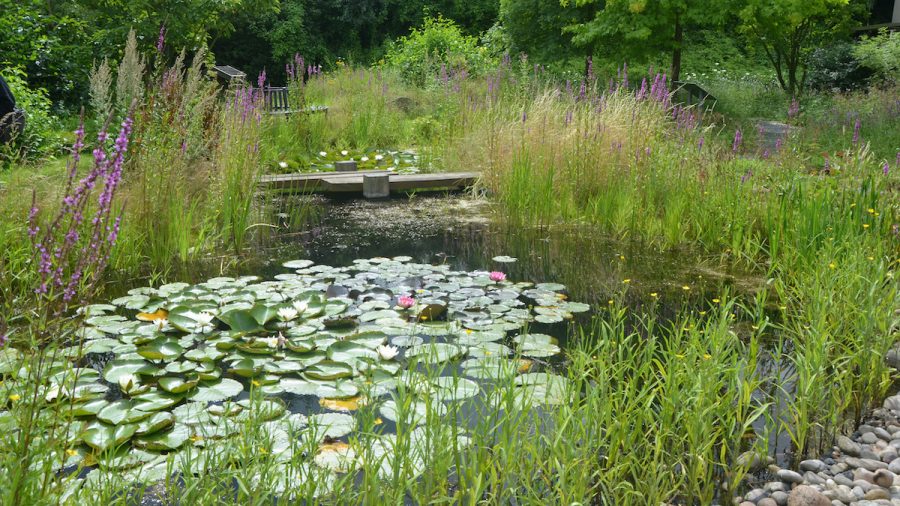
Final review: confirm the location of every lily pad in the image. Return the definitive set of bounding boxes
[189,378,244,403]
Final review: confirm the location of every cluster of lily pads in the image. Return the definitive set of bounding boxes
[0,256,588,498]
[275,149,422,174]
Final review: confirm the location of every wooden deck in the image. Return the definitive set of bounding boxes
[259,170,479,194]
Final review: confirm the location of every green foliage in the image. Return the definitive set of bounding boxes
[853,28,900,86]
[738,0,865,94]
[0,67,61,163]
[563,0,726,83]
[499,0,587,63]
[384,17,492,87]
[805,42,871,92]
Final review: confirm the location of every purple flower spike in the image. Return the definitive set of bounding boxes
[156,25,166,53]
[732,129,743,153]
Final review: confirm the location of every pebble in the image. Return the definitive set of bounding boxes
[771,491,789,505]
[883,395,900,411]
[890,458,900,474]
[864,433,881,444]
[839,435,863,456]
[801,460,828,473]
[786,485,831,506]
[874,469,895,488]
[865,488,892,500]
[759,499,777,506]
[847,457,889,471]
[746,488,767,503]
[876,428,893,441]
[778,469,805,484]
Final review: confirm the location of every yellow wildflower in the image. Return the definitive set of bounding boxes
[682,285,690,291]
[252,380,261,387]
[8,394,20,402]
[828,262,836,269]
[66,449,78,457]
[623,279,631,284]
[712,298,721,304]
[374,417,383,425]
[863,223,870,229]
[650,292,658,298]
[703,354,711,360]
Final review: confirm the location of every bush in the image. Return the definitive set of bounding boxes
[805,42,871,93]
[853,29,900,87]
[0,67,61,163]
[384,16,492,87]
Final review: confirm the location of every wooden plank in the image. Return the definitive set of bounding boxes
[258,171,479,193]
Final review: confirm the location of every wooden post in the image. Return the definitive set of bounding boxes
[334,160,357,172]
[363,173,390,199]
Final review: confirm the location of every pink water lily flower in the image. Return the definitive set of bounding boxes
[489,271,507,282]
[398,295,415,309]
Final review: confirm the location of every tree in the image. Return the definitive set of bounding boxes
[562,0,725,85]
[500,0,594,63]
[738,0,865,95]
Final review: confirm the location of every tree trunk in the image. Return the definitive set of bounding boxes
[670,11,683,89]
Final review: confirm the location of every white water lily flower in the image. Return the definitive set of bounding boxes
[259,337,280,348]
[319,151,327,157]
[118,374,138,393]
[189,311,216,333]
[341,150,349,156]
[278,161,289,169]
[156,318,173,333]
[277,307,298,322]
[376,344,400,361]
[374,154,384,161]
[361,156,369,162]
[291,300,308,315]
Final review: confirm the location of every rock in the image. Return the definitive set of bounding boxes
[737,450,772,471]
[802,460,829,473]
[759,499,778,506]
[884,395,900,412]
[787,485,831,506]
[771,491,789,505]
[865,433,882,444]
[875,469,895,488]
[739,502,755,506]
[834,484,856,503]
[858,468,878,483]
[745,488,767,503]
[886,344,900,370]
[778,469,805,484]
[866,449,885,460]
[833,463,850,474]
[876,428,893,441]
[767,481,789,492]
[804,471,827,485]
[840,435,863,456]
[882,448,898,464]
[889,458,900,474]
[847,457,890,471]
[865,488,892,500]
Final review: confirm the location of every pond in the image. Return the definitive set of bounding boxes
[3,194,789,500]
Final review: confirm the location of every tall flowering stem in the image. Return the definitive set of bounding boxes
[27,117,131,326]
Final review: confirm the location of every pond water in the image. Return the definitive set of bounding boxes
[9,194,797,499]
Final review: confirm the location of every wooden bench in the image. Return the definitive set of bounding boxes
[264,86,328,116]
[673,81,717,108]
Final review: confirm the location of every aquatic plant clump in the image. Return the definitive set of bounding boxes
[0,256,588,498]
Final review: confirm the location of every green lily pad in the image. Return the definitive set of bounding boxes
[304,361,354,381]
[133,423,190,451]
[135,411,175,436]
[158,376,199,394]
[136,339,185,361]
[406,343,465,363]
[97,400,153,425]
[82,422,138,452]
[190,378,244,403]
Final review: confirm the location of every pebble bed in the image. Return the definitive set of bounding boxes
[734,394,900,506]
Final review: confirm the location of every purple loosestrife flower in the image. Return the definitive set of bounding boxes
[698,137,705,151]
[788,97,799,119]
[741,170,753,183]
[0,333,6,348]
[156,25,166,53]
[587,56,594,82]
[258,70,267,89]
[732,129,743,153]
[884,162,890,175]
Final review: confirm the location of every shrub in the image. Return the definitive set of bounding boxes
[384,17,492,87]
[805,42,871,92]
[0,67,61,163]
[853,29,900,86]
